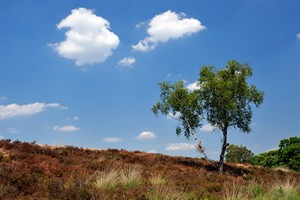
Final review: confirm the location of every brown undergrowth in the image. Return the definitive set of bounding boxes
[0,139,299,199]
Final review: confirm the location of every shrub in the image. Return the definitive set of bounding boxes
[225,144,254,163]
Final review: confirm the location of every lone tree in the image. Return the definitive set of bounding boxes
[225,144,254,163]
[152,60,264,173]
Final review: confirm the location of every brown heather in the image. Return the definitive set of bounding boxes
[0,139,299,199]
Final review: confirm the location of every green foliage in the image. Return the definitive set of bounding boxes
[225,144,254,163]
[249,150,279,168]
[250,137,300,171]
[152,80,202,139]
[198,60,264,133]
[278,137,300,171]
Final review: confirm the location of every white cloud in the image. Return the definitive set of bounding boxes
[132,10,205,51]
[148,149,157,153]
[165,143,195,151]
[103,137,122,143]
[297,33,300,40]
[53,125,80,132]
[0,136,3,140]
[0,97,7,101]
[0,103,66,120]
[186,81,200,91]
[200,124,217,132]
[167,112,182,120]
[67,116,79,121]
[135,131,157,140]
[117,57,136,68]
[49,7,120,67]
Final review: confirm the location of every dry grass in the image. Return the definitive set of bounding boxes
[92,170,119,189]
[90,164,142,190]
[119,164,143,189]
[149,173,166,185]
[223,177,300,200]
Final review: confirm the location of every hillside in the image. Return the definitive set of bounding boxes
[0,139,299,200]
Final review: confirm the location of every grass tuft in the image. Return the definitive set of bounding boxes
[149,173,166,185]
[92,170,119,189]
[91,164,142,190]
[119,164,143,189]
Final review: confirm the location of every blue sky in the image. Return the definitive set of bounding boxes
[0,0,299,160]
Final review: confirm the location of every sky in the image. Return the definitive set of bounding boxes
[0,0,299,160]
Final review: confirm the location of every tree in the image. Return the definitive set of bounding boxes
[249,137,300,171]
[249,150,279,167]
[152,60,264,173]
[278,137,300,171]
[225,144,254,163]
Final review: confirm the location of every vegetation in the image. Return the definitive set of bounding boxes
[1,139,299,199]
[250,136,300,171]
[152,60,264,173]
[225,144,254,163]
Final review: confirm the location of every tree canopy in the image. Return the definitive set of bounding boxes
[250,136,300,171]
[225,144,254,163]
[152,60,264,173]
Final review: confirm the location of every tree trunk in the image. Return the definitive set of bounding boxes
[218,128,229,173]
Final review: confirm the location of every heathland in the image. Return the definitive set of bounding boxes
[0,139,299,199]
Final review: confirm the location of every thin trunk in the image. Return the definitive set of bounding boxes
[218,128,229,173]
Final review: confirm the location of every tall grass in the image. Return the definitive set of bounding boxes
[91,164,142,190]
[119,164,143,189]
[266,177,300,200]
[149,173,166,185]
[223,177,300,200]
[92,170,119,189]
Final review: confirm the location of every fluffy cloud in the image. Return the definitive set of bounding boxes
[117,57,136,68]
[165,143,195,151]
[200,124,217,132]
[49,8,120,67]
[135,131,157,140]
[167,112,182,120]
[103,137,122,143]
[186,81,200,91]
[297,33,300,40]
[0,103,66,120]
[53,125,80,132]
[132,10,205,51]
